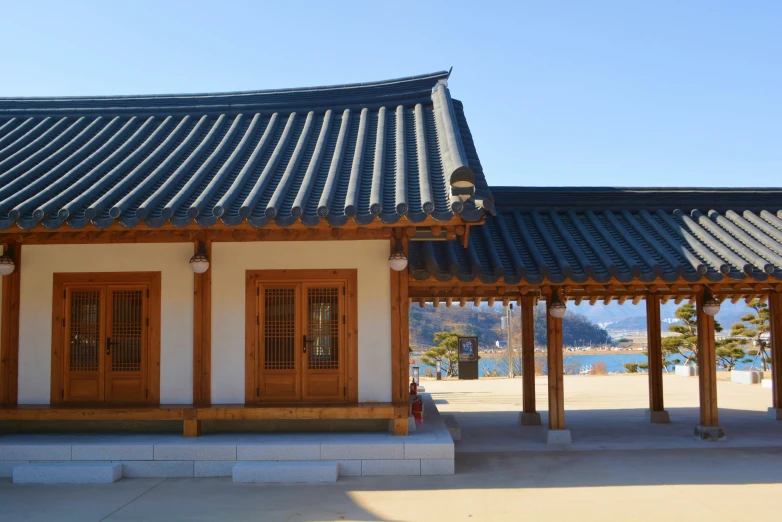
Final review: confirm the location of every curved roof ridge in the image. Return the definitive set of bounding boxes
[0,71,450,111]
[492,186,782,212]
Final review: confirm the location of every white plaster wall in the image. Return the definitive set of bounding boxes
[211,241,391,404]
[18,243,194,404]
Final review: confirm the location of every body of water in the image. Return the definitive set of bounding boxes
[412,351,766,377]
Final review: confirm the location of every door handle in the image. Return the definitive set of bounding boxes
[106,337,111,355]
[303,335,307,353]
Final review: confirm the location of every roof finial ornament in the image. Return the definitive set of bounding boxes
[432,78,448,93]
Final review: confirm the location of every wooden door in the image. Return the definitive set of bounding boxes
[104,286,148,403]
[62,282,149,404]
[64,286,106,403]
[257,284,301,402]
[301,282,346,402]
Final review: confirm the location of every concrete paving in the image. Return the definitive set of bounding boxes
[1,375,780,521]
[425,374,782,452]
[1,448,781,521]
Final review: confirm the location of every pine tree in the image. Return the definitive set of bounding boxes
[730,299,771,370]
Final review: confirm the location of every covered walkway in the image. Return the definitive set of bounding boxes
[426,375,780,452]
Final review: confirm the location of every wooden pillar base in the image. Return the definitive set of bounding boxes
[391,404,409,436]
[767,407,782,420]
[644,409,671,424]
[694,425,726,441]
[518,411,541,426]
[392,417,409,436]
[546,429,572,445]
[183,419,201,437]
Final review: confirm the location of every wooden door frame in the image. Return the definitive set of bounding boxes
[245,269,358,405]
[51,272,161,405]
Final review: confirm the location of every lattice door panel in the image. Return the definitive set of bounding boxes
[105,286,148,403]
[64,287,106,402]
[257,284,301,401]
[301,283,346,402]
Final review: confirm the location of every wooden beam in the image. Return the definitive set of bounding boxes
[389,235,409,435]
[0,243,20,406]
[193,240,212,406]
[400,236,410,414]
[195,403,398,421]
[646,295,667,420]
[769,293,782,415]
[521,295,537,417]
[0,405,188,421]
[696,291,719,427]
[546,300,565,430]
[0,403,398,422]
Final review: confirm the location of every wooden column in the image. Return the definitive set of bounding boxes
[519,295,541,425]
[694,291,724,440]
[645,294,669,423]
[192,239,211,408]
[546,299,565,431]
[390,233,409,435]
[0,243,20,406]
[768,292,782,419]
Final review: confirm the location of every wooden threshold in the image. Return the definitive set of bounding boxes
[0,403,405,436]
[0,404,189,421]
[196,403,395,421]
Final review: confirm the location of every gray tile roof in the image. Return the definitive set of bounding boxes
[0,71,493,230]
[410,187,782,284]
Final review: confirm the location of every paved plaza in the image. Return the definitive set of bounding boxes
[1,374,781,521]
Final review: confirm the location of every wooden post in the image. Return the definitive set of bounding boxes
[183,409,201,437]
[645,294,670,423]
[390,233,409,436]
[192,239,212,407]
[694,291,724,440]
[519,295,541,425]
[546,298,569,443]
[768,292,782,420]
[0,243,21,406]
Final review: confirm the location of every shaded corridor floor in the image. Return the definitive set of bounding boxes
[1,447,781,521]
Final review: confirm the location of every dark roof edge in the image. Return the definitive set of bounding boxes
[0,71,449,104]
[492,186,782,212]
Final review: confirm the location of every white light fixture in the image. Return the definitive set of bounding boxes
[549,291,567,319]
[388,239,408,271]
[702,289,720,317]
[0,248,15,276]
[189,242,210,274]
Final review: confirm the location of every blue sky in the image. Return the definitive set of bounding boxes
[1,1,780,188]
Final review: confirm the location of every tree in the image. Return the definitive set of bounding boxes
[420,332,460,377]
[730,300,771,371]
[661,304,724,367]
[714,340,751,371]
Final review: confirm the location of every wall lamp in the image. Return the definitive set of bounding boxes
[388,239,408,271]
[0,245,15,276]
[189,242,210,274]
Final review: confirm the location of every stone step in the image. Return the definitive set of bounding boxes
[232,461,338,483]
[13,462,122,484]
[443,414,461,441]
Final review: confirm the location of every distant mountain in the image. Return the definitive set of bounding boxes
[410,299,760,351]
[409,303,611,350]
[574,300,753,332]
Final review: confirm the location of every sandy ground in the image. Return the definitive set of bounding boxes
[1,375,781,522]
